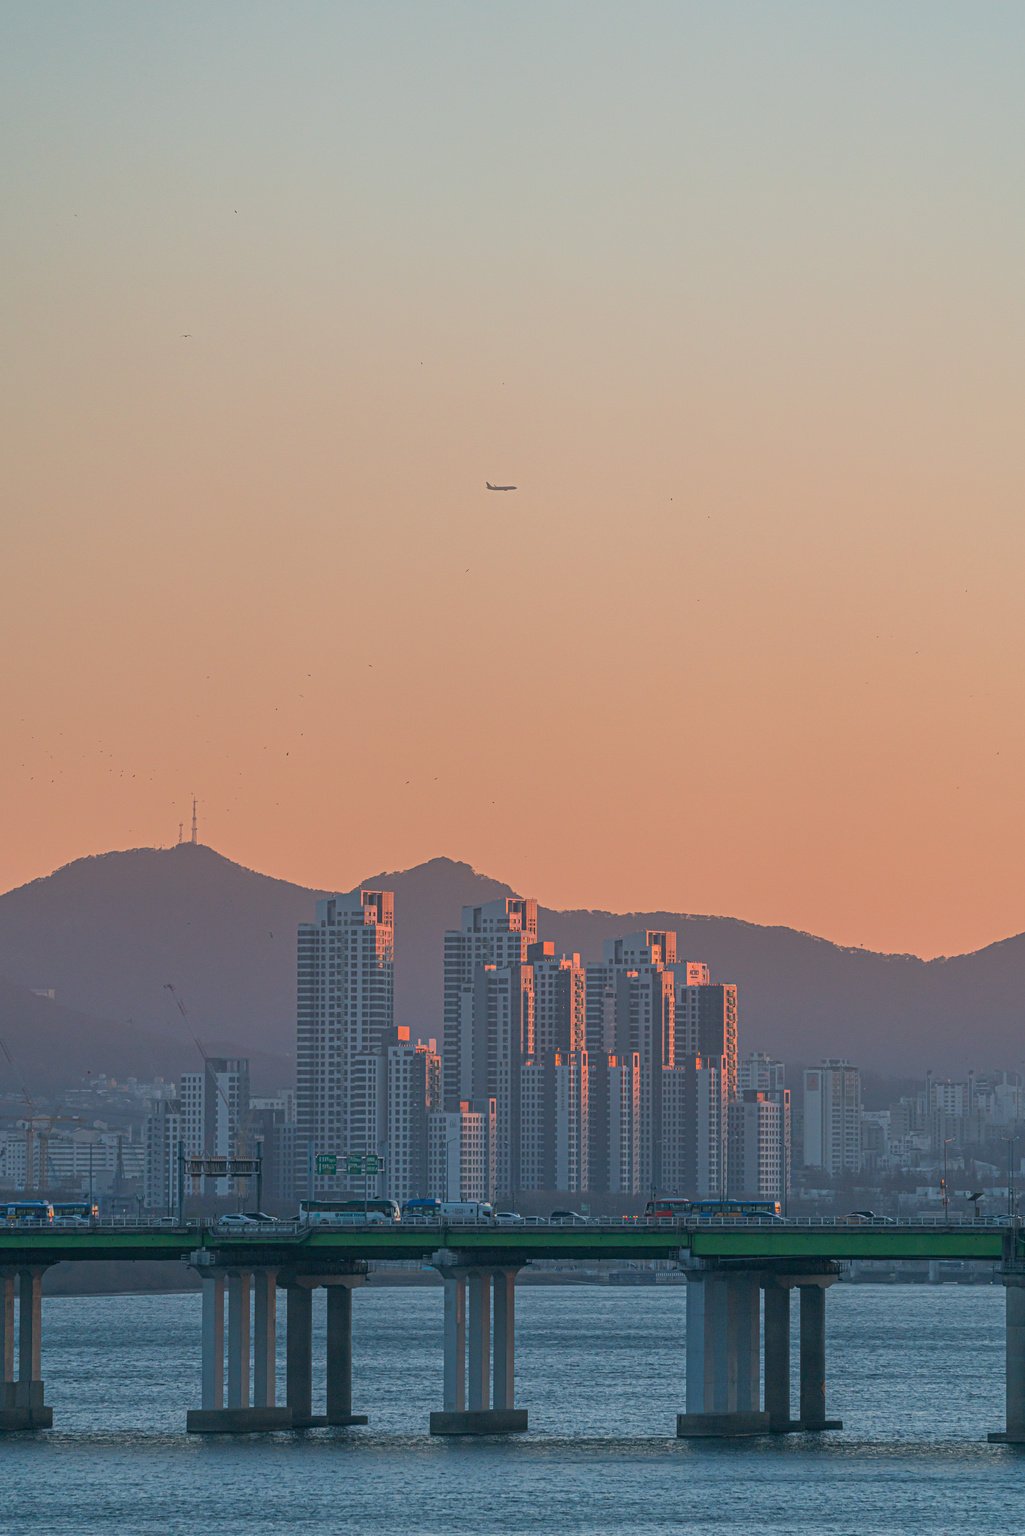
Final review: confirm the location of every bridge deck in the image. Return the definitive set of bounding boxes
[0,1223,1014,1267]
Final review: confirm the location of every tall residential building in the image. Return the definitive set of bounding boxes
[142,1094,182,1213]
[587,1052,642,1196]
[443,899,542,1197]
[427,1099,497,1203]
[660,1055,728,1199]
[519,1050,589,1194]
[179,1057,250,1197]
[443,899,537,1102]
[675,971,738,1101]
[803,1059,862,1175]
[247,1091,298,1206]
[385,1030,441,1205]
[728,1090,785,1203]
[737,1054,790,1205]
[739,1052,786,1095]
[586,932,676,1194]
[530,944,585,1054]
[296,890,394,1193]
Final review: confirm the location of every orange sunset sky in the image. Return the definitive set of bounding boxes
[2,3,1024,959]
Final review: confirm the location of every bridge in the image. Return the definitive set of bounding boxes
[0,1219,1022,1442]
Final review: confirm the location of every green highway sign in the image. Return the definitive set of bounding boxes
[346,1154,365,1176]
[315,1154,337,1176]
[363,1154,382,1176]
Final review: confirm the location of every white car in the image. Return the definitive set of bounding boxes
[493,1210,525,1225]
[217,1212,276,1229]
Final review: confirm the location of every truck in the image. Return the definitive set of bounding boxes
[438,1201,494,1223]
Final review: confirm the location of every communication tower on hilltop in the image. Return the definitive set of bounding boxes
[191,796,198,845]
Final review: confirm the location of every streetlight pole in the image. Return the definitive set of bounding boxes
[1007,1136,1017,1221]
[942,1138,954,1221]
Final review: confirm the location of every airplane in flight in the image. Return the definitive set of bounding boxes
[486,481,517,491]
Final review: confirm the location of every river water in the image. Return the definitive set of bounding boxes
[6,1282,1021,1535]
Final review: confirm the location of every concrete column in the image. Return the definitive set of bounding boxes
[0,1273,14,1390]
[430,1263,528,1436]
[252,1269,277,1409]
[0,1269,52,1428]
[286,1283,314,1425]
[326,1286,353,1421]
[200,1275,225,1411]
[1007,1280,1025,1440]
[467,1271,491,1412]
[730,1276,761,1413]
[442,1274,466,1412]
[763,1283,791,1431]
[226,1271,252,1410]
[678,1269,770,1438]
[16,1268,43,1408]
[989,1276,1025,1443]
[684,1271,710,1414]
[799,1284,826,1428]
[492,1269,517,1411]
[187,1266,292,1433]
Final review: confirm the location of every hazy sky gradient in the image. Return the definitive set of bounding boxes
[3,3,1023,956]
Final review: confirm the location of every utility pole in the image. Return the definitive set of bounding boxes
[1008,1137,1017,1221]
[176,1140,185,1226]
[942,1138,954,1221]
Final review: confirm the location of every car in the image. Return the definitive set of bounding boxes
[217,1211,276,1229]
[492,1211,525,1225]
[550,1210,587,1224]
[840,1210,894,1225]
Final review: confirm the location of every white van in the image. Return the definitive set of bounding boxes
[439,1201,494,1223]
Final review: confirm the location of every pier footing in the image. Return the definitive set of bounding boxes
[186,1407,294,1433]
[677,1411,770,1438]
[430,1409,528,1435]
[0,1406,53,1430]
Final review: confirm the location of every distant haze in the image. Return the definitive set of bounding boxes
[1,844,1023,1087]
[2,6,1025,958]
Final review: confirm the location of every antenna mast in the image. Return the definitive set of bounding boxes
[191,796,198,846]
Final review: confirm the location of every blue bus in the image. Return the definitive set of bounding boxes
[401,1198,441,1220]
[2,1200,54,1225]
[52,1201,99,1224]
[644,1197,782,1220]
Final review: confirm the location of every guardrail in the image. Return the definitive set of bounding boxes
[0,1213,1017,1233]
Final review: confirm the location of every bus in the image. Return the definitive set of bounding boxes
[643,1197,782,1221]
[298,1198,401,1226]
[52,1201,99,1224]
[2,1201,54,1225]
[401,1198,442,1220]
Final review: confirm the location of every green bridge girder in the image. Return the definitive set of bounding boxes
[0,1224,1017,1268]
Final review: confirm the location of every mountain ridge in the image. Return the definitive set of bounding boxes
[0,844,1021,1078]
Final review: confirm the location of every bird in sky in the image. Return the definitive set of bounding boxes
[181,334,192,339]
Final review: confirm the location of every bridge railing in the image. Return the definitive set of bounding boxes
[0,1213,1017,1234]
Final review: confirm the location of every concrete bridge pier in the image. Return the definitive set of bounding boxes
[187,1264,291,1432]
[324,1276,369,1426]
[760,1269,842,1433]
[0,1267,53,1430]
[677,1269,769,1437]
[282,1270,368,1430]
[430,1254,528,1435]
[988,1270,1025,1444]
[762,1279,792,1432]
